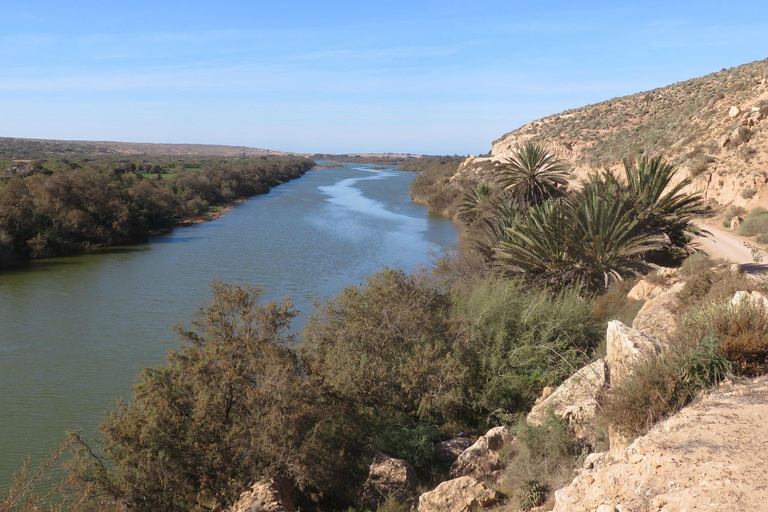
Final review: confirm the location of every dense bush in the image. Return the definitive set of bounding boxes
[499,414,586,511]
[451,277,602,420]
[602,336,731,437]
[0,157,313,268]
[403,156,465,214]
[737,207,768,238]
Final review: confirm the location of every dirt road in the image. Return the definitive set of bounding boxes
[692,219,758,266]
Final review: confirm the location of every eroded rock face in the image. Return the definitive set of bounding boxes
[626,279,665,301]
[631,282,684,342]
[450,426,513,480]
[227,477,295,512]
[417,476,499,512]
[553,376,768,512]
[435,435,474,463]
[361,453,418,508]
[526,359,607,443]
[605,321,666,458]
[605,321,664,388]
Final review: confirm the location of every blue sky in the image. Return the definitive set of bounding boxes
[2,1,768,155]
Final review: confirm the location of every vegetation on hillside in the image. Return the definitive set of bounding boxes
[443,144,706,292]
[0,156,313,269]
[4,137,768,512]
[493,58,768,170]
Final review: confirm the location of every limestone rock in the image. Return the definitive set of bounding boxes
[731,290,768,311]
[361,453,418,508]
[552,376,768,512]
[728,105,741,117]
[526,359,607,442]
[606,320,664,388]
[450,426,513,479]
[535,385,555,404]
[417,476,499,512]
[631,282,684,342]
[227,477,295,512]
[606,321,666,457]
[435,435,474,463]
[626,279,664,300]
[730,215,744,230]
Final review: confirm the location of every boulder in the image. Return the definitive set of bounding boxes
[361,453,418,508]
[435,435,474,463]
[417,476,499,512]
[631,282,684,342]
[626,279,664,301]
[730,215,744,230]
[227,477,295,512]
[729,105,741,117]
[450,426,513,479]
[526,359,607,443]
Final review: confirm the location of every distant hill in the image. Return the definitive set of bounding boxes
[0,137,295,159]
[455,58,768,209]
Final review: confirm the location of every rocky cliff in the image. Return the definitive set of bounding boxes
[455,58,768,210]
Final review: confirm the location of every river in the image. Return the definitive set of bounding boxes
[0,163,458,487]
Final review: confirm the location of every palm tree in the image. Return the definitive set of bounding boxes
[621,155,706,252]
[457,183,495,225]
[495,188,665,292]
[495,142,569,207]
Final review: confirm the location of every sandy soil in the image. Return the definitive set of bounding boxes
[692,219,768,273]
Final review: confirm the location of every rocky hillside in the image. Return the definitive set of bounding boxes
[456,58,768,209]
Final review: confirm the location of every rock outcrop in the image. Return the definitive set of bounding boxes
[435,435,474,463]
[553,376,768,512]
[631,282,685,342]
[227,477,295,512]
[605,321,665,388]
[450,426,513,480]
[361,453,418,508]
[626,279,665,301]
[605,321,667,457]
[417,476,499,512]
[526,359,607,443]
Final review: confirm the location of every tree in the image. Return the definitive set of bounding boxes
[495,189,665,292]
[72,283,310,512]
[495,142,569,207]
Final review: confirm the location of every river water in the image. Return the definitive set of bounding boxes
[0,163,458,487]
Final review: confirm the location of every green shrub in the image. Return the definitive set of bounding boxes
[303,268,463,424]
[370,424,442,478]
[738,208,768,237]
[602,336,730,437]
[681,300,768,376]
[499,414,584,510]
[675,261,756,312]
[741,188,757,199]
[451,277,602,422]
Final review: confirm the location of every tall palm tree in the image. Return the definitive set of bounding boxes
[495,142,569,207]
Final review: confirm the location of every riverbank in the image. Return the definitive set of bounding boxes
[0,156,314,270]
